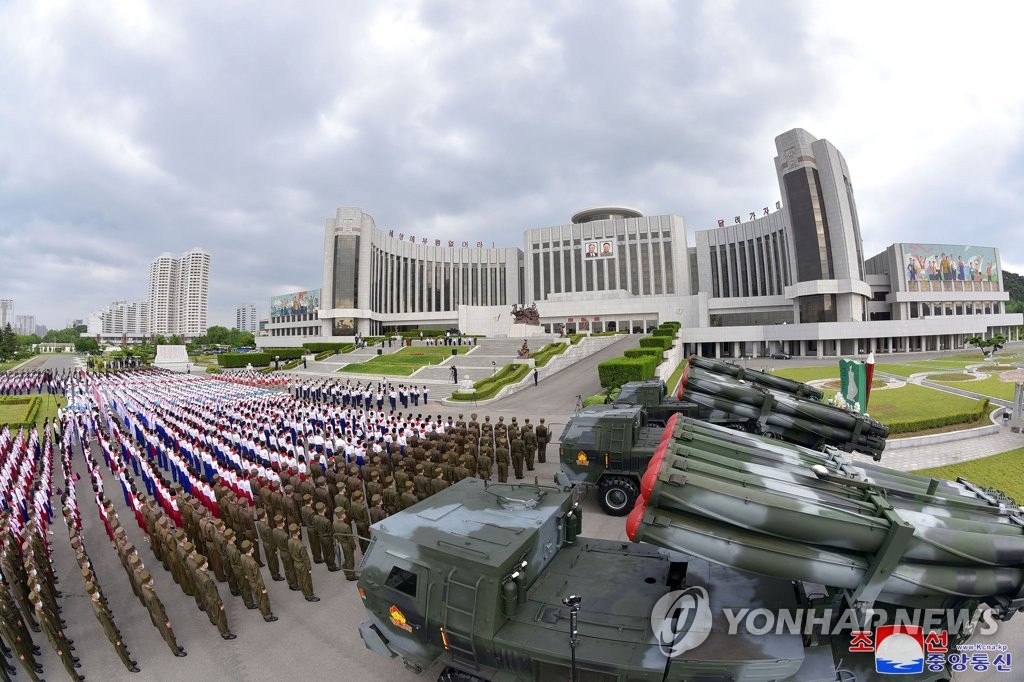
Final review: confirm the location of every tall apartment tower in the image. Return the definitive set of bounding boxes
[0,299,13,329]
[774,129,871,324]
[235,304,258,333]
[148,248,210,338]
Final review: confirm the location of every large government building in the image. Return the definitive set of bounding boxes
[258,128,1021,358]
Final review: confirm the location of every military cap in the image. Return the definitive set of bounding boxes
[129,555,142,567]
[498,416,504,421]
[183,542,195,553]
[285,484,294,492]
[404,481,414,489]
[175,529,186,539]
[352,491,364,500]
[289,524,300,533]
[274,514,285,523]
[315,502,326,513]
[415,463,424,472]
[371,494,382,505]
[223,528,235,538]
[195,554,208,568]
[85,581,98,594]
[214,518,225,528]
[240,540,252,552]
[27,591,40,604]
[80,566,92,578]
[303,494,312,502]
[334,507,344,516]
[124,543,136,553]
[435,467,445,476]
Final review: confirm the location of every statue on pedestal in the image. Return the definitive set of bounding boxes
[511,303,540,325]
[517,341,531,359]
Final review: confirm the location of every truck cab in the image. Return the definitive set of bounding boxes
[558,405,667,515]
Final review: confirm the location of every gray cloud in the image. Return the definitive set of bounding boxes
[1,0,1022,329]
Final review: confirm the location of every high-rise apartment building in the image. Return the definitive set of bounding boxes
[88,301,151,341]
[148,248,211,338]
[0,299,13,329]
[235,304,258,333]
[15,315,35,336]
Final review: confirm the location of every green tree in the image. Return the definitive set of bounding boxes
[154,334,168,346]
[966,334,1007,357]
[43,325,87,344]
[0,324,17,360]
[74,337,100,354]
[168,334,184,345]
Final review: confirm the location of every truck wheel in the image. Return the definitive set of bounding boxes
[599,477,639,516]
[438,668,487,682]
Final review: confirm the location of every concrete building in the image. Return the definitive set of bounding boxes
[235,304,258,333]
[15,315,35,336]
[255,128,1021,356]
[34,324,47,338]
[266,289,321,339]
[0,299,13,330]
[87,301,151,343]
[148,248,210,338]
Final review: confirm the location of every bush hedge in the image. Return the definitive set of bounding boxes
[206,367,222,374]
[886,398,991,434]
[0,397,41,430]
[218,353,272,368]
[450,363,532,401]
[651,328,675,338]
[639,336,673,350]
[530,342,567,367]
[261,348,305,360]
[597,356,659,389]
[569,333,586,345]
[303,342,355,354]
[314,350,333,361]
[624,347,664,359]
[398,329,447,338]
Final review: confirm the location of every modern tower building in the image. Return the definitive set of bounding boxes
[0,299,13,329]
[87,301,151,342]
[235,304,258,333]
[148,248,210,338]
[15,315,35,336]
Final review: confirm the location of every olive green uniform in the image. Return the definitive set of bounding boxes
[288,534,315,600]
[239,550,275,621]
[333,512,358,580]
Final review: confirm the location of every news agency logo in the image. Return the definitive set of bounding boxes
[849,626,1013,675]
[650,586,713,658]
[873,625,924,674]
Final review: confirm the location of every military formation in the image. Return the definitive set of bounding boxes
[0,366,556,678]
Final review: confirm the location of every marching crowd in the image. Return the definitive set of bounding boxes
[0,367,553,679]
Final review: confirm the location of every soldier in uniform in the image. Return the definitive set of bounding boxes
[333,508,357,581]
[86,582,138,672]
[299,495,322,563]
[194,555,235,639]
[311,503,338,572]
[29,591,81,682]
[256,508,282,581]
[333,485,351,520]
[214,526,241,598]
[368,495,386,530]
[273,516,298,591]
[510,433,526,479]
[412,464,430,501]
[381,476,399,516]
[139,571,187,657]
[349,491,371,555]
[222,530,250,607]
[0,570,42,681]
[477,447,493,481]
[536,418,549,463]
[288,525,319,602]
[399,481,418,511]
[430,468,450,495]
[239,540,277,622]
[523,419,538,471]
[495,438,510,483]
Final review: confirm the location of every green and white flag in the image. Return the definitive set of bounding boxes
[839,359,867,412]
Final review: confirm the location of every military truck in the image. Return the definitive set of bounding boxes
[357,416,1024,681]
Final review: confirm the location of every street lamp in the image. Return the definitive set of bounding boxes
[491,360,496,375]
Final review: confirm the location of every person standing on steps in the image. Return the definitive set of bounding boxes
[450,366,458,384]
[533,368,538,386]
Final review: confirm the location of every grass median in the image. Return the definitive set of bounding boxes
[340,346,471,376]
[912,448,1024,503]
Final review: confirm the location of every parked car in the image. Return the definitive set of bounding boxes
[771,352,791,360]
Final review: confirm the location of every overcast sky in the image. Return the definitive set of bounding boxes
[2,0,1022,330]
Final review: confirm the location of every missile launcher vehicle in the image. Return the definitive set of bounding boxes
[568,357,889,515]
[357,415,1023,681]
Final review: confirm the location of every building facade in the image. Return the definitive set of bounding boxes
[148,248,210,338]
[235,304,258,333]
[266,289,321,339]
[255,128,1021,356]
[14,315,35,336]
[0,299,13,330]
[87,301,151,343]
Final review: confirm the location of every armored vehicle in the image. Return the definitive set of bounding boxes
[358,415,1024,681]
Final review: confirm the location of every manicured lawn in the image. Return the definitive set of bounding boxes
[864,383,984,423]
[0,399,32,425]
[340,346,471,376]
[929,375,1017,401]
[769,366,840,383]
[912,448,1024,503]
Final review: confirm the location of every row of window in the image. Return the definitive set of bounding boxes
[369,247,512,313]
[709,231,790,298]
[531,239,675,299]
[531,230,673,249]
[909,301,1002,318]
[270,326,320,336]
